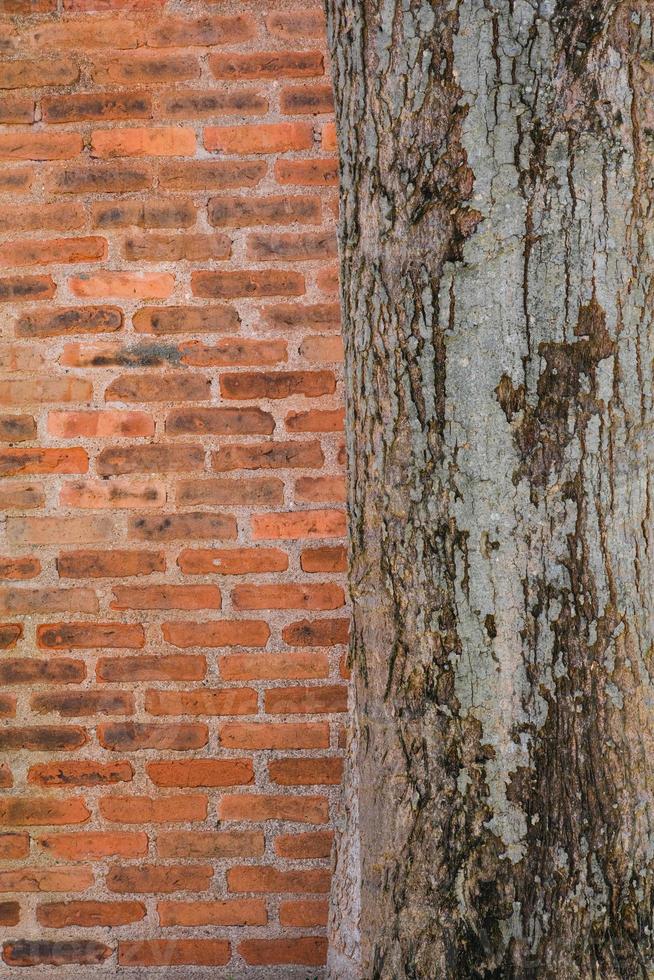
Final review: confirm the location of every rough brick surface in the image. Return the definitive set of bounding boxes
[0,0,343,975]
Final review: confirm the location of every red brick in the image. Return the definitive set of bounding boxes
[209,194,320,228]
[219,794,328,823]
[0,169,33,193]
[0,482,41,510]
[58,549,163,579]
[157,830,263,859]
[167,405,274,436]
[205,122,312,155]
[145,688,256,716]
[0,556,40,579]
[59,479,165,509]
[106,372,209,402]
[209,51,323,79]
[193,269,304,299]
[163,620,269,648]
[37,901,145,928]
[119,940,230,967]
[287,408,345,432]
[107,865,213,894]
[91,126,195,158]
[239,937,327,966]
[0,447,88,477]
[38,832,148,860]
[158,898,266,927]
[177,477,284,507]
[178,547,287,575]
[0,58,79,90]
[253,509,346,539]
[265,8,325,40]
[233,583,344,611]
[275,831,333,860]
[129,512,236,541]
[0,834,29,859]
[37,622,145,649]
[213,440,323,472]
[159,159,266,191]
[0,797,90,826]
[133,304,239,335]
[0,414,36,442]
[70,272,174,299]
[98,722,208,751]
[0,694,17,718]
[100,795,207,823]
[49,411,154,439]
[300,334,344,362]
[220,370,335,399]
[147,759,254,788]
[220,652,329,681]
[2,940,110,967]
[29,761,133,787]
[97,655,206,683]
[25,18,141,50]
[16,305,122,338]
[148,14,255,48]
[248,229,337,261]
[228,866,330,894]
[276,158,339,185]
[0,132,82,161]
[270,757,343,785]
[266,684,347,714]
[221,722,329,750]
[0,275,56,303]
[322,121,337,150]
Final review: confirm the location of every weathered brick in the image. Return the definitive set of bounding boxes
[176,477,283,507]
[233,583,344,611]
[37,622,145,649]
[220,722,329,750]
[49,411,153,439]
[213,440,323,472]
[2,940,110,967]
[0,623,22,649]
[287,408,345,432]
[123,232,230,262]
[0,57,79,90]
[252,509,346,539]
[31,691,133,717]
[228,866,330,894]
[0,556,40,579]
[0,903,19,927]
[218,794,329,824]
[0,726,88,751]
[220,370,335,399]
[300,333,345,363]
[0,834,28,859]
[0,275,56,303]
[105,372,209,402]
[262,301,341,330]
[107,864,213,894]
[192,269,304,299]
[7,515,115,546]
[209,51,323,79]
[70,272,174,299]
[269,757,343,785]
[0,448,88,477]
[118,940,231,967]
[0,132,82,161]
[167,406,274,436]
[265,9,325,40]
[42,92,152,123]
[178,338,286,367]
[53,165,151,195]
[281,83,334,114]
[59,478,165,509]
[178,547,287,575]
[147,14,255,48]
[111,584,220,610]
[92,198,196,230]
[129,512,236,541]
[220,652,329,681]
[0,797,90,826]
[0,659,85,685]
[159,159,266,191]
[133,304,238,335]
[38,831,147,859]
[98,722,208,751]
[247,230,337,261]
[208,194,321,227]
[238,937,327,966]
[205,122,312,155]
[157,830,263,859]
[276,158,339,185]
[163,620,269,648]
[145,688,256,717]
[29,760,133,787]
[16,306,122,339]
[97,655,205,683]
[295,474,347,502]
[37,900,145,928]
[282,617,350,647]
[275,831,333,860]
[162,89,267,118]
[92,53,199,85]
[97,444,204,476]
[0,414,36,442]
[0,95,34,124]
[100,795,207,823]
[147,759,254,787]
[158,898,266,927]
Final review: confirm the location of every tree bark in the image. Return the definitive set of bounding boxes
[325,1,654,977]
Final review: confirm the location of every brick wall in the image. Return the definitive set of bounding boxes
[0,0,346,973]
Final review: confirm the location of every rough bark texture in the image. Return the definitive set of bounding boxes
[326,1,654,976]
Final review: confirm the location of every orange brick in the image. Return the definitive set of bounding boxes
[157,830,263,859]
[147,14,255,48]
[0,132,82,161]
[301,545,348,572]
[0,236,105,267]
[282,617,350,647]
[232,583,344,611]
[220,652,329,681]
[0,57,79,90]
[279,899,328,926]
[147,759,254,788]
[178,547,287,575]
[193,269,304,299]
[276,158,339,185]
[0,797,90,826]
[296,474,347,503]
[220,722,329,750]
[37,622,145,649]
[209,51,323,79]
[107,864,212,894]
[38,832,148,860]
[218,794,329,824]
[133,304,238,335]
[158,898,266,927]
[0,834,29,859]
[227,865,330,893]
[177,477,283,507]
[29,761,133,787]
[252,509,346,539]
[269,757,343,785]
[97,655,205,683]
[238,937,327,966]
[49,411,154,439]
[16,305,122,338]
[100,795,207,823]
[145,688,256,716]
[286,408,345,432]
[163,619,269,648]
[69,272,174,299]
[0,447,88,477]
[37,900,145,928]
[275,831,333,860]
[2,939,110,967]
[0,556,40,580]
[265,9,325,40]
[0,276,56,303]
[59,478,165,509]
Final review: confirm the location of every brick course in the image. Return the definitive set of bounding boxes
[0,0,344,974]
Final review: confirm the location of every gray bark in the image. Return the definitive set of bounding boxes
[325,1,654,976]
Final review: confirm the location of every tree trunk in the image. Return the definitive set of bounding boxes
[325,1,654,976]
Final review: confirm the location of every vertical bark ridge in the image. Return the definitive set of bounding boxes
[326,1,654,977]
